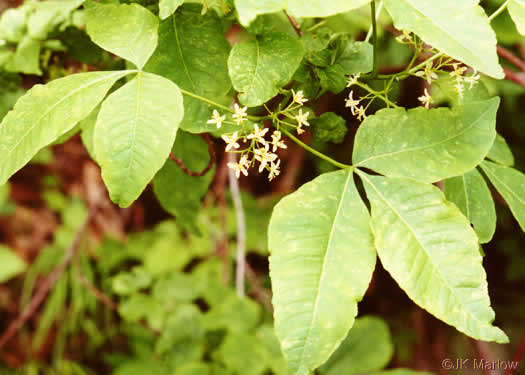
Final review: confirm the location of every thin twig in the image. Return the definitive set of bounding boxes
[497,46,525,71]
[77,272,118,311]
[245,261,273,312]
[284,10,303,36]
[0,209,96,349]
[227,153,246,297]
[503,67,525,87]
[169,133,216,177]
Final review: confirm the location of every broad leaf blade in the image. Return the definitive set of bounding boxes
[487,133,515,166]
[228,32,304,107]
[153,131,214,234]
[145,5,233,133]
[509,0,525,35]
[234,0,371,27]
[85,1,158,69]
[480,161,525,232]
[94,72,184,207]
[159,0,184,20]
[319,316,393,375]
[269,170,376,375]
[384,0,503,78]
[0,70,130,184]
[444,168,496,243]
[360,173,508,343]
[353,98,499,183]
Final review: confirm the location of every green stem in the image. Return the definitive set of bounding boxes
[280,128,352,169]
[365,0,383,43]
[370,0,379,77]
[179,88,264,121]
[488,0,511,21]
[355,81,398,107]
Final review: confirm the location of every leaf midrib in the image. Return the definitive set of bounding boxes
[173,15,198,93]
[298,170,353,370]
[356,102,494,166]
[361,173,491,329]
[2,71,128,166]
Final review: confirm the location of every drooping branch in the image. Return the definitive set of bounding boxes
[284,10,303,37]
[497,46,525,71]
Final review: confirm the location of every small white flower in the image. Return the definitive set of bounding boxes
[346,73,361,88]
[270,130,287,152]
[268,159,281,181]
[246,124,269,145]
[418,88,433,109]
[254,145,278,172]
[414,61,438,85]
[221,132,240,151]
[345,91,360,115]
[207,109,226,129]
[463,70,480,89]
[450,63,467,80]
[227,154,250,178]
[454,82,465,98]
[295,109,310,127]
[356,105,367,121]
[292,89,308,105]
[232,103,248,125]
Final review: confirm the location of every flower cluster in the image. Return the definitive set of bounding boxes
[207,102,290,181]
[449,63,480,98]
[345,74,368,121]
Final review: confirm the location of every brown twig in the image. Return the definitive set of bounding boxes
[245,261,272,312]
[497,46,525,71]
[503,67,525,88]
[169,133,216,177]
[284,10,303,36]
[76,271,118,311]
[0,209,96,349]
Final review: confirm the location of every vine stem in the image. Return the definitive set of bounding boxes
[370,0,379,77]
[280,128,352,169]
[228,153,246,297]
[355,81,398,107]
[178,88,262,121]
[488,0,511,21]
[365,0,383,43]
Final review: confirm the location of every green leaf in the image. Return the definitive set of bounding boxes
[153,272,201,302]
[353,98,500,183]
[85,1,158,69]
[159,0,184,20]
[310,112,348,144]
[316,64,347,94]
[443,169,496,243]
[228,32,304,107]
[509,0,525,35]
[80,105,100,162]
[319,316,393,375]
[0,245,27,283]
[269,170,376,375]
[334,39,373,75]
[487,133,515,166]
[480,161,525,232]
[359,172,508,343]
[153,131,214,234]
[145,5,232,133]
[4,36,42,75]
[384,0,503,79]
[0,5,30,43]
[0,70,130,185]
[204,295,261,333]
[176,363,211,375]
[234,0,371,27]
[215,333,269,375]
[94,71,184,207]
[26,0,84,40]
[112,267,153,295]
